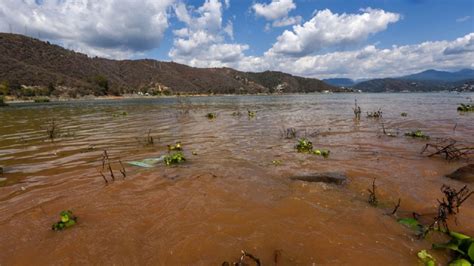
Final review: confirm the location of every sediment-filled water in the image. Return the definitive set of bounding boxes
[0,93,473,265]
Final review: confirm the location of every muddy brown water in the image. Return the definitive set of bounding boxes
[0,93,473,265]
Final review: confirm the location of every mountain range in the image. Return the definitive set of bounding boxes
[0,33,341,97]
[324,69,474,92]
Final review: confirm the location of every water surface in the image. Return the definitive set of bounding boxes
[0,93,473,265]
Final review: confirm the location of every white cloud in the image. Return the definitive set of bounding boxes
[0,0,174,59]
[456,16,471,22]
[272,16,302,27]
[253,0,296,20]
[268,8,400,56]
[230,32,474,79]
[169,0,248,67]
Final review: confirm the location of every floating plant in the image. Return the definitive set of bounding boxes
[167,142,182,151]
[366,109,383,118]
[401,112,408,117]
[405,130,430,139]
[164,152,186,166]
[295,138,330,158]
[247,110,256,118]
[457,103,474,112]
[52,210,77,231]
[206,112,217,119]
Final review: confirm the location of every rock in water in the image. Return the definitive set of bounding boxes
[446,164,474,183]
[289,172,347,185]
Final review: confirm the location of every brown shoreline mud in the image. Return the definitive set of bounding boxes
[0,93,473,265]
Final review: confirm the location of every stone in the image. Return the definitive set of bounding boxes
[446,164,474,183]
[289,172,347,185]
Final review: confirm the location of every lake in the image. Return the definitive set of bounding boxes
[0,93,473,265]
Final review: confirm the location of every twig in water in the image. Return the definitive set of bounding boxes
[421,138,474,161]
[368,178,378,207]
[391,198,401,215]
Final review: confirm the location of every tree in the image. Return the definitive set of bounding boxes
[0,81,9,95]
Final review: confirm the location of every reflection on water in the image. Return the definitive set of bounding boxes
[0,93,473,265]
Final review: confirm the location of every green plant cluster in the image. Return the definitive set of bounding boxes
[52,210,77,231]
[167,142,182,151]
[295,138,330,158]
[401,112,408,117]
[457,104,474,112]
[164,152,186,166]
[432,231,474,265]
[206,112,217,119]
[34,97,50,103]
[247,110,256,118]
[405,130,430,139]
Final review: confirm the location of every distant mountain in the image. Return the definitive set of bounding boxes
[322,78,356,87]
[400,69,474,82]
[0,33,342,97]
[353,78,452,93]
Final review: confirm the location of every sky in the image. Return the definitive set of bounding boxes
[0,0,473,79]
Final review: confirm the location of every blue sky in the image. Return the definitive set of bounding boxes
[0,0,473,79]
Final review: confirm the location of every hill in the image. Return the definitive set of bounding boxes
[400,69,474,82]
[353,78,451,92]
[0,33,341,97]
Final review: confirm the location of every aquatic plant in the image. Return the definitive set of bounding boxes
[45,119,60,141]
[417,250,436,266]
[145,129,154,145]
[367,178,378,207]
[295,138,330,157]
[401,112,408,117]
[232,111,242,117]
[272,159,282,166]
[52,210,77,231]
[281,127,297,139]
[206,112,217,119]
[112,111,128,117]
[167,142,182,151]
[353,99,361,120]
[421,138,474,161]
[405,130,430,139]
[432,231,474,265]
[366,109,383,118]
[247,110,256,118]
[164,152,186,166]
[296,138,313,153]
[457,103,474,112]
[98,150,126,184]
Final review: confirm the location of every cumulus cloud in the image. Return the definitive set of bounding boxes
[272,16,302,27]
[268,8,400,56]
[0,0,174,59]
[230,32,474,79]
[169,0,248,67]
[253,0,296,20]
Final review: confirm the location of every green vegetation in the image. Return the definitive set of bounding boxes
[112,111,128,117]
[0,96,7,106]
[405,130,430,139]
[164,152,186,166]
[34,97,50,103]
[432,231,474,265]
[167,142,182,151]
[206,112,217,119]
[272,159,282,166]
[295,138,330,158]
[417,250,436,266]
[457,104,474,112]
[52,210,77,231]
[247,110,256,118]
[401,112,408,117]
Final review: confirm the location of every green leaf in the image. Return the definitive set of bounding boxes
[417,250,436,266]
[398,218,421,230]
[433,242,466,255]
[449,259,471,266]
[450,231,472,241]
[468,242,474,261]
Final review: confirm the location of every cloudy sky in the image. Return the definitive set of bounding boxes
[0,0,473,79]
